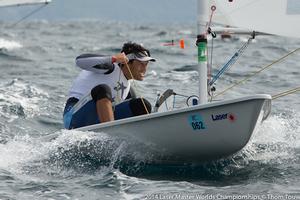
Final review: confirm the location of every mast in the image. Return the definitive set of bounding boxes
[197,0,209,104]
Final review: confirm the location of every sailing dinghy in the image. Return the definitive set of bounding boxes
[75,0,299,164]
[0,0,50,8]
[0,0,51,49]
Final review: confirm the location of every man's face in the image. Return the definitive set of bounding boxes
[130,60,149,81]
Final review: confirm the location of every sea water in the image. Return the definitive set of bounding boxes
[0,20,299,199]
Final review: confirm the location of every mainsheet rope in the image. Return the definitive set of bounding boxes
[272,86,300,100]
[123,60,150,114]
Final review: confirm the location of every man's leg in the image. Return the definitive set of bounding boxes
[91,84,114,123]
[66,98,99,129]
[114,98,152,120]
[96,98,114,122]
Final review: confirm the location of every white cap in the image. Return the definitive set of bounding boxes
[127,51,156,62]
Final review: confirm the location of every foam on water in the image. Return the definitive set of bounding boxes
[0,128,155,176]
[0,130,99,174]
[0,79,49,121]
[244,111,300,163]
[0,38,22,51]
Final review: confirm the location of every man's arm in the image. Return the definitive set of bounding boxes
[75,54,114,74]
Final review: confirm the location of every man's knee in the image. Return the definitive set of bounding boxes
[91,84,112,102]
[129,98,152,116]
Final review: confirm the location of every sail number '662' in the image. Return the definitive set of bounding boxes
[188,114,206,131]
[191,121,205,130]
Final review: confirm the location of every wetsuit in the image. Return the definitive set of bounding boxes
[63,54,151,129]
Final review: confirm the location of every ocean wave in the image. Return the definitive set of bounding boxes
[215,112,300,180]
[0,79,49,121]
[154,31,168,36]
[0,50,29,62]
[173,64,198,72]
[0,130,156,175]
[0,38,22,51]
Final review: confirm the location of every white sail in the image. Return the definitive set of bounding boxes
[208,0,300,38]
[0,0,51,7]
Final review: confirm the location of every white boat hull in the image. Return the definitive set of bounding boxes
[77,94,272,164]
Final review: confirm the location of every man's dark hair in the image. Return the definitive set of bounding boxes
[121,42,151,57]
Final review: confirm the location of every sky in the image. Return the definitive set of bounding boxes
[0,0,197,24]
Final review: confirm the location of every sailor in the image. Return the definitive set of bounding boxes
[63,42,156,129]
